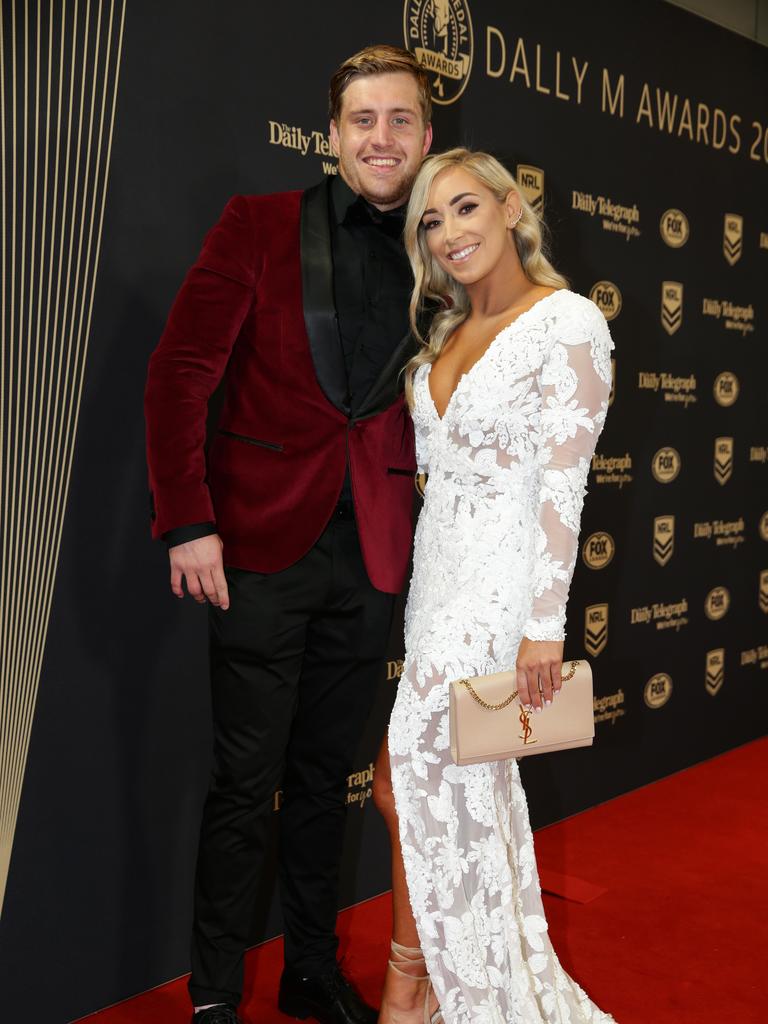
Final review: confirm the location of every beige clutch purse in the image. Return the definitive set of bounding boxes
[449,659,594,765]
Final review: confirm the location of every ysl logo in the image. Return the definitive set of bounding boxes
[518,707,538,745]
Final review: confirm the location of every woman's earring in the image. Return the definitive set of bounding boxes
[509,210,522,229]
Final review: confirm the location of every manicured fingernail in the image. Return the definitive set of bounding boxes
[535,706,542,713]
[545,699,552,706]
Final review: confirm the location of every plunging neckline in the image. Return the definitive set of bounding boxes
[425,289,566,422]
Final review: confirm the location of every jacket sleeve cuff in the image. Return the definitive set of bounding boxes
[163,522,217,549]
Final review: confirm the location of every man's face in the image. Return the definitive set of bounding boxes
[330,72,433,211]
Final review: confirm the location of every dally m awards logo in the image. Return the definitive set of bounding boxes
[660,208,689,248]
[661,281,683,335]
[584,604,608,656]
[705,649,725,697]
[652,446,681,484]
[723,213,743,265]
[704,586,730,621]
[759,570,768,614]
[582,531,615,570]
[713,371,739,407]
[644,672,672,709]
[405,0,473,105]
[589,281,622,321]
[516,164,544,215]
[653,515,675,566]
[714,437,734,485]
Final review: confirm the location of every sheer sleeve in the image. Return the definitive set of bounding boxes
[523,303,613,641]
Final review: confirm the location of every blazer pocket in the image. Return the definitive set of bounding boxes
[387,467,415,476]
[218,429,284,451]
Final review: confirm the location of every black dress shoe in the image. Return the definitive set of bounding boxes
[278,964,378,1024]
[192,1005,242,1024]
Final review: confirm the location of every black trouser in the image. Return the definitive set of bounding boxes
[189,512,395,1007]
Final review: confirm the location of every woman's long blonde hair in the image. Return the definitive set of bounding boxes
[403,148,568,408]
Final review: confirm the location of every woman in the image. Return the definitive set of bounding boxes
[374,149,616,1024]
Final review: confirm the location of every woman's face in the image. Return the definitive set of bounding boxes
[420,166,520,286]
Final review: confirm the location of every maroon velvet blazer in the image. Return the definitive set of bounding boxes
[144,181,418,594]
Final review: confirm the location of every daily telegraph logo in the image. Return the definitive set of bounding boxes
[582,531,615,569]
[572,191,641,241]
[723,213,743,265]
[405,0,473,105]
[713,371,739,407]
[644,673,672,709]
[759,570,768,614]
[714,437,734,485]
[661,281,683,335]
[584,604,608,656]
[702,297,755,336]
[653,515,674,566]
[589,281,622,320]
[705,649,725,697]
[516,164,544,215]
[704,586,730,621]
[660,208,689,248]
[652,447,680,483]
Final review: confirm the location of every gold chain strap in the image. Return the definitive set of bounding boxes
[459,660,579,711]
[459,679,519,711]
[560,660,578,682]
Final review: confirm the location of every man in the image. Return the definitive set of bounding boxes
[145,46,433,1024]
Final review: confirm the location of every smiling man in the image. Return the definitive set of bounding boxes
[144,46,432,1024]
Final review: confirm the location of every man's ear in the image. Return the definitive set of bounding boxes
[329,120,340,158]
[422,122,434,157]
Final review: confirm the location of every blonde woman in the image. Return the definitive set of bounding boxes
[374,149,616,1024]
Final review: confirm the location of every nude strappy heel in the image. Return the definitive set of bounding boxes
[387,942,443,1024]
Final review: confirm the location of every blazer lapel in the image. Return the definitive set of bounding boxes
[300,179,349,414]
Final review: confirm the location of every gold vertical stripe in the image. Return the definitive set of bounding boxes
[0,0,127,915]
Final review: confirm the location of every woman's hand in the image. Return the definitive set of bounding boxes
[515,637,564,712]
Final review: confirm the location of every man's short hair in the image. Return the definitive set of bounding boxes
[329,45,432,125]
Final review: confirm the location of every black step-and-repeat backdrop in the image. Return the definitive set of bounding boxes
[0,1,765,1019]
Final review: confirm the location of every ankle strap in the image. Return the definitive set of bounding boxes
[390,940,424,958]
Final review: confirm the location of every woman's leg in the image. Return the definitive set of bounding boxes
[374,734,438,1024]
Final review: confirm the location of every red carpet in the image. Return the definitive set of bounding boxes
[77,739,767,1024]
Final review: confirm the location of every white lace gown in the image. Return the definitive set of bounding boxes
[388,290,616,1024]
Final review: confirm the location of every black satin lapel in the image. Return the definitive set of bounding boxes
[300,180,349,414]
[354,330,421,420]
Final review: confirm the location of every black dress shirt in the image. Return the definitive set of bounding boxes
[164,175,412,547]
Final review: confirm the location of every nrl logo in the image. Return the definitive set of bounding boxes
[723,213,743,266]
[404,0,473,106]
[705,649,725,697]
[516,164,544,216]
[653,515,675,566]
[661,281,683,336]
[760,569,768,614]
[714,436,734,485]
[584,603,608,657]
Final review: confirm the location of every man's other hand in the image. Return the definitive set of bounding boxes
[169,534,230,610]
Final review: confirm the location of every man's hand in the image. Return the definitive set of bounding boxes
[169,534,230,610]
[515,637,564,712]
